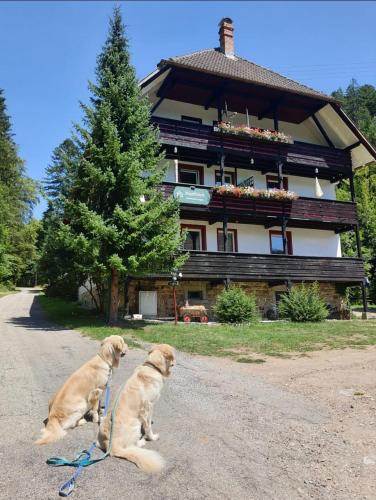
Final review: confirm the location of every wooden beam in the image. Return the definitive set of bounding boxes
[151,96,165,114]
[331,104,376,160]
[156,76,177,99]
[205,84,226,110]
[258,97,284,120]
[344,141,361,151]
[311,114,334,148]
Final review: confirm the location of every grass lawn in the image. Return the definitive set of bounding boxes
[37,295,376,361]
[0,286,19,298]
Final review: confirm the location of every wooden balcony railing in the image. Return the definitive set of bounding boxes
[181,251,365,283]
[159,183,358,228]
[152,117,351,175]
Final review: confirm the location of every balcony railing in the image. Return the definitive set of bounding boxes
[180,251,365,283]
[153,117,351,174]
[160,183,358,227]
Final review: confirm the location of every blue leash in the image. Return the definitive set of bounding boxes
[46,371,115,497]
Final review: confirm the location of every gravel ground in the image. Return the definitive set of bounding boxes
[0,289,375,499]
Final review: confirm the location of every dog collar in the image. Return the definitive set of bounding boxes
[98,353,113,369]
[143,361,164,376]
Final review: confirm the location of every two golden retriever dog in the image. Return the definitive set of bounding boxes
[35,335,128,445]
[35,336,175,475]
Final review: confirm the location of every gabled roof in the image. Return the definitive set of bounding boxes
[158,48,336,103]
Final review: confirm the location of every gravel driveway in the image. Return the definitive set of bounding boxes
[0,289,374,499]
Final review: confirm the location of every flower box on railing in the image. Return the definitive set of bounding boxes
[213,185,299,201]
[214,122,294,144]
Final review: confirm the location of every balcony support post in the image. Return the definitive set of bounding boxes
[361,282,368,319]
[349,169,356,202]
[277,159,283,189]
[281,217,288,255]
[273,108,279,132]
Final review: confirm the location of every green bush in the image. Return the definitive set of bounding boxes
[213,285,258,323]
[278,282,329,322]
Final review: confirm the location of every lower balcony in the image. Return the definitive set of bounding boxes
[179,251,365,284]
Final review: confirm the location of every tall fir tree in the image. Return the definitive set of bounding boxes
[0,89,38,286]
[65,8,184,322]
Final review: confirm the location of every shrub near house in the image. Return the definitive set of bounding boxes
[213,285,258,323]
[278,282,329,322]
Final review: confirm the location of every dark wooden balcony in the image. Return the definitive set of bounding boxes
[160,183,358,230]
[181,251,365,284]
[153,117,352,180]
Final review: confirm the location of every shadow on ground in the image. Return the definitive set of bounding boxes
[7,293,150,334]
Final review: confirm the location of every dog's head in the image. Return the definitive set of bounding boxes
[147,344,176,377]
[99,335,128,368]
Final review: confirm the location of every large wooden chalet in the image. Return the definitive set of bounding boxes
[129,18,376,319]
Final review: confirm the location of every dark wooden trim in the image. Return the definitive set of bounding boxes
[181,115,202,125]
[181,223,207,251]
[153,117,352,176]
[269,230,293,255]
[258,96,284,121]
[178,164,204,185]
[344,141,361,152]
[149,251,366,284]
[266,174,288,190]
[311,114,334,148]
[217,227,238,252]
[331,104,376,160]
[151,96,165,114]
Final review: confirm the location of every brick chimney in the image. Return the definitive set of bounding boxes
[218,18,234,57]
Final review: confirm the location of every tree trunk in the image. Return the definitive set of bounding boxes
[108,268,119,325]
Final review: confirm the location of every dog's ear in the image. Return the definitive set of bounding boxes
[99,338,115,366]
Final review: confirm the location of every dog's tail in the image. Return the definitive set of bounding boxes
[34,418,66,445]
[112,446,165,474]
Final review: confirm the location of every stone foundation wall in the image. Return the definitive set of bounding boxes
[127,279,346,319]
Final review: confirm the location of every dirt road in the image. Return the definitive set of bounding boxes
[0,289,375,499]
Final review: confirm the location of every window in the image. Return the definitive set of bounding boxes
[188,290,204,301]
[215,170,236,186]
[181,115,202,125]
[178,165,204,185]
[269,230,293,255]
[181,224,207,251]
[217,229,238,252]
[266,175,288,191]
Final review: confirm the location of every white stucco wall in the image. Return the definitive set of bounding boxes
[164,161,336,199]
[180,219,341,257]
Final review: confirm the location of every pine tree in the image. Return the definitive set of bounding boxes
[44,139,80,214]
[65,8,185,322]
[0,89,38,286]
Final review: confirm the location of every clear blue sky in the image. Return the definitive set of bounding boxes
[1,1,376,218]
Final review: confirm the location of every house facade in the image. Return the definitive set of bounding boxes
[112,19,376,319]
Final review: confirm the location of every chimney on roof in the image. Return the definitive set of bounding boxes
[218,18,234,57]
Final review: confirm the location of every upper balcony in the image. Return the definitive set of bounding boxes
[153,117,352,181]
[160,182,358,231]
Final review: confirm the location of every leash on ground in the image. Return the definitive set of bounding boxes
[46,371,124,497]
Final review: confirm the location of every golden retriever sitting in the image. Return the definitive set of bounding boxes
[97,344,176,474]
[35,335,128,445]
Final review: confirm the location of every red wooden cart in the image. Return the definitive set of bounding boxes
[179,304,209,323]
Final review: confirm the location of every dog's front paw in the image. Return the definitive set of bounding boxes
[137,438,146,448]
[148,432,159,441]
[92,412,99,424]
